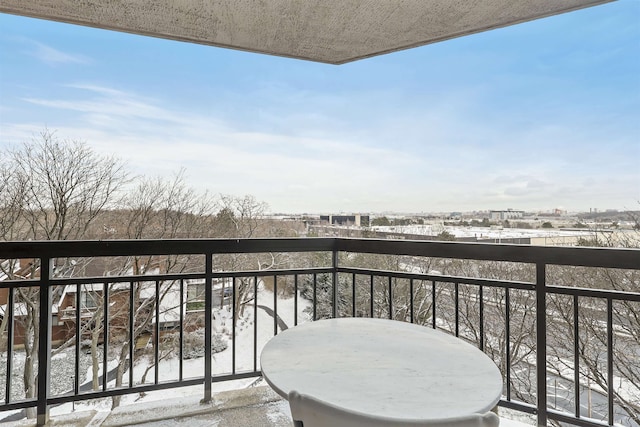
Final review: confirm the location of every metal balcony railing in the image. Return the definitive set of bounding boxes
[0,238,638,426]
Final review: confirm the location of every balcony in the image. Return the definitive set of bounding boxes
[0,385,540,427]
[0,238,638,426]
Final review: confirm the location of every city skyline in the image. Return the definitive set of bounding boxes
[1,2,638,214]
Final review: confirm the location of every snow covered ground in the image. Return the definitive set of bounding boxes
[40,289,313,417]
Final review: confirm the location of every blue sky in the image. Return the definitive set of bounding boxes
[1,2,638,214]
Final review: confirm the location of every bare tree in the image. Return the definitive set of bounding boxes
[543,212,640,425]
[102,170,216,409]
[211,195,272,322]
[120,169,215,241]
[0,129,127,418]
[213,194,266,239]
[0,164,29,348]
[0,161,28,241]
[547,265,639,424]
[11,129,127,241]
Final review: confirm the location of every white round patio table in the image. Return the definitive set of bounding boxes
[260,317,503,422]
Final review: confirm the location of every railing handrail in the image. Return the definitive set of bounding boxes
[1,237,638,269]
[0,238,336,258]
[333,238,640,269]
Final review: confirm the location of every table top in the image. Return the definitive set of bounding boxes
[260,317,503,421]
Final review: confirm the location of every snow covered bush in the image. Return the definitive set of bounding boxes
[173,328,228,359]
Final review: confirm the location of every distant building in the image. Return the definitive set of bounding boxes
[320,214,370,227]
[489,209,524,220]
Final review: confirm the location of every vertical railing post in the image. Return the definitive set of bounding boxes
[536,262,547,427]
[606,298,614,425]
[102,283,109,392]
[505,288,512,400]
[37,257,52,426]
[5,286,15,405]
[573,295,580,419]
[331,248,338,319]
[273,276,278,335]
[232,277,237,373]
[203,253,213,403]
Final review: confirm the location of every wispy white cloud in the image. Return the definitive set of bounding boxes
[29,41,90,66]
[13,84,427,212]
[8,76,639,213]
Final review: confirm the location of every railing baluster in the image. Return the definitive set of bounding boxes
[4,288,15,403]
[479,285,484,351]
[506,287,511,401]
[369,274,375,317]
[388,276,393,320]
[573,294,580,418]
[454,281,459,337]
[75,284,81,395]
[5,286,14,404]
[203,253,213,403]
[332,250,338,319]
[294,274,298,326]
[432,280,436,329]
[352,273,356,317]
[607,298,614,425]
[536,262,547,427]
[102,282,109,393]
[313,273,317,321]
[154,280,160,385]
[37,257,52,425]
[129,282,135,388]
[179,279,184,382]
[232,277,237,374]
[369,274,373,317]
[254,275,258,372]
[409,279,414,324]
[273,275,278,335]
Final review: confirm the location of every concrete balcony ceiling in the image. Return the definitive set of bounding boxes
[0,0,613,64]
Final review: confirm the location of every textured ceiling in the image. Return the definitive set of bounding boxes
[0,0,613,64]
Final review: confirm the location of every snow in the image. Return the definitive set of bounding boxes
[547,355,640,407]
[43,287,312,417]
[499,416,535,427]
[265,399,293,424]
[371,224,595,241]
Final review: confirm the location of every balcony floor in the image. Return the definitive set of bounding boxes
[3,386,535,427]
